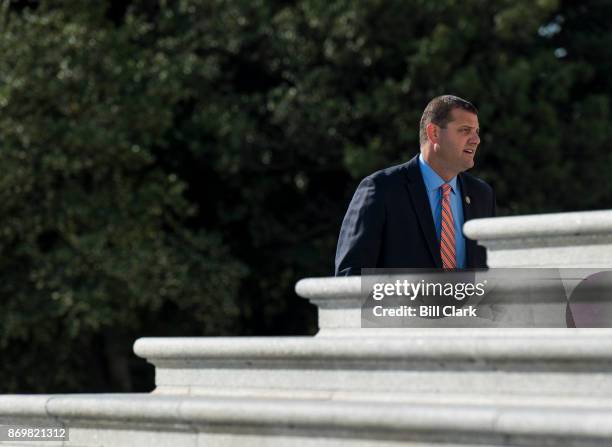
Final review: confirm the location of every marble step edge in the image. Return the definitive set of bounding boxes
[134,334,612,363]
[1,394,612,442]
[463,209,612,241]
[295,274,607,302]
[152,387,612,410]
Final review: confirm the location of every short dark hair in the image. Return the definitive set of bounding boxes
[419,95,478,146]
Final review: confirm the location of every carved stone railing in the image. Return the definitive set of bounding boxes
[2,209,612,446]
[463,209,612,268]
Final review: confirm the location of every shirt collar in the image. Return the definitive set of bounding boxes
[418,153,458,194]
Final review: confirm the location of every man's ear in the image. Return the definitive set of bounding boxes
[426,122,439,144]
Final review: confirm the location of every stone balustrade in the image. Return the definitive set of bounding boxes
[463,209,612,268]
[2,209,612,446]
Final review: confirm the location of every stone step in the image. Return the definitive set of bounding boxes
[2,393,612,447]
[134,330,612,398]
[463,209,612,268]
[295,272,612,333]
[294,274,582,333]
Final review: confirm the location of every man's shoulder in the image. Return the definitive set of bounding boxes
[361,158,415,188]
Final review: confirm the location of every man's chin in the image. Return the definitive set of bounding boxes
[461,160,475,171]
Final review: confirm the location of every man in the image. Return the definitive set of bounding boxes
[335,95,496,276]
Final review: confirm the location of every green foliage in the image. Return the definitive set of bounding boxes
[0,2,246,392]
[0,0,611,392]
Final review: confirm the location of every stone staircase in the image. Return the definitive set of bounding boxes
[134,331,612,400]
[1,210,612,446]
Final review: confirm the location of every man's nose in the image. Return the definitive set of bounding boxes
[469,131,480,145]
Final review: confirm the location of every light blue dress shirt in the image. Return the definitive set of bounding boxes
[418,154,466,268]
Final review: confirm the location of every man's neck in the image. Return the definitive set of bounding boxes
[420,152,458,182]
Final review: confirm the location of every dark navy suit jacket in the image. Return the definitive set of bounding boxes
[335,155,496,275]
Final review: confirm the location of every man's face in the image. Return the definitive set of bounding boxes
[432,108,480,174]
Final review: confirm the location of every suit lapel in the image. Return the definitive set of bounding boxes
[458,173,475,268]
[403,156,442,268]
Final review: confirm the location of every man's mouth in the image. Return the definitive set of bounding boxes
[463,148,475,154]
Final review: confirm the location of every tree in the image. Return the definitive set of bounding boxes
[0,1,245,392]
[1,0,611,392]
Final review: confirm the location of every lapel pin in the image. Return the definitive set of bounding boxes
[465,196,471,205]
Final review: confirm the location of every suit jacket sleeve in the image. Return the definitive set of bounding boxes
[335,177,385,276]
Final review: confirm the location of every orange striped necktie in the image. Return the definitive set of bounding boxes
[440,183,457,269]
